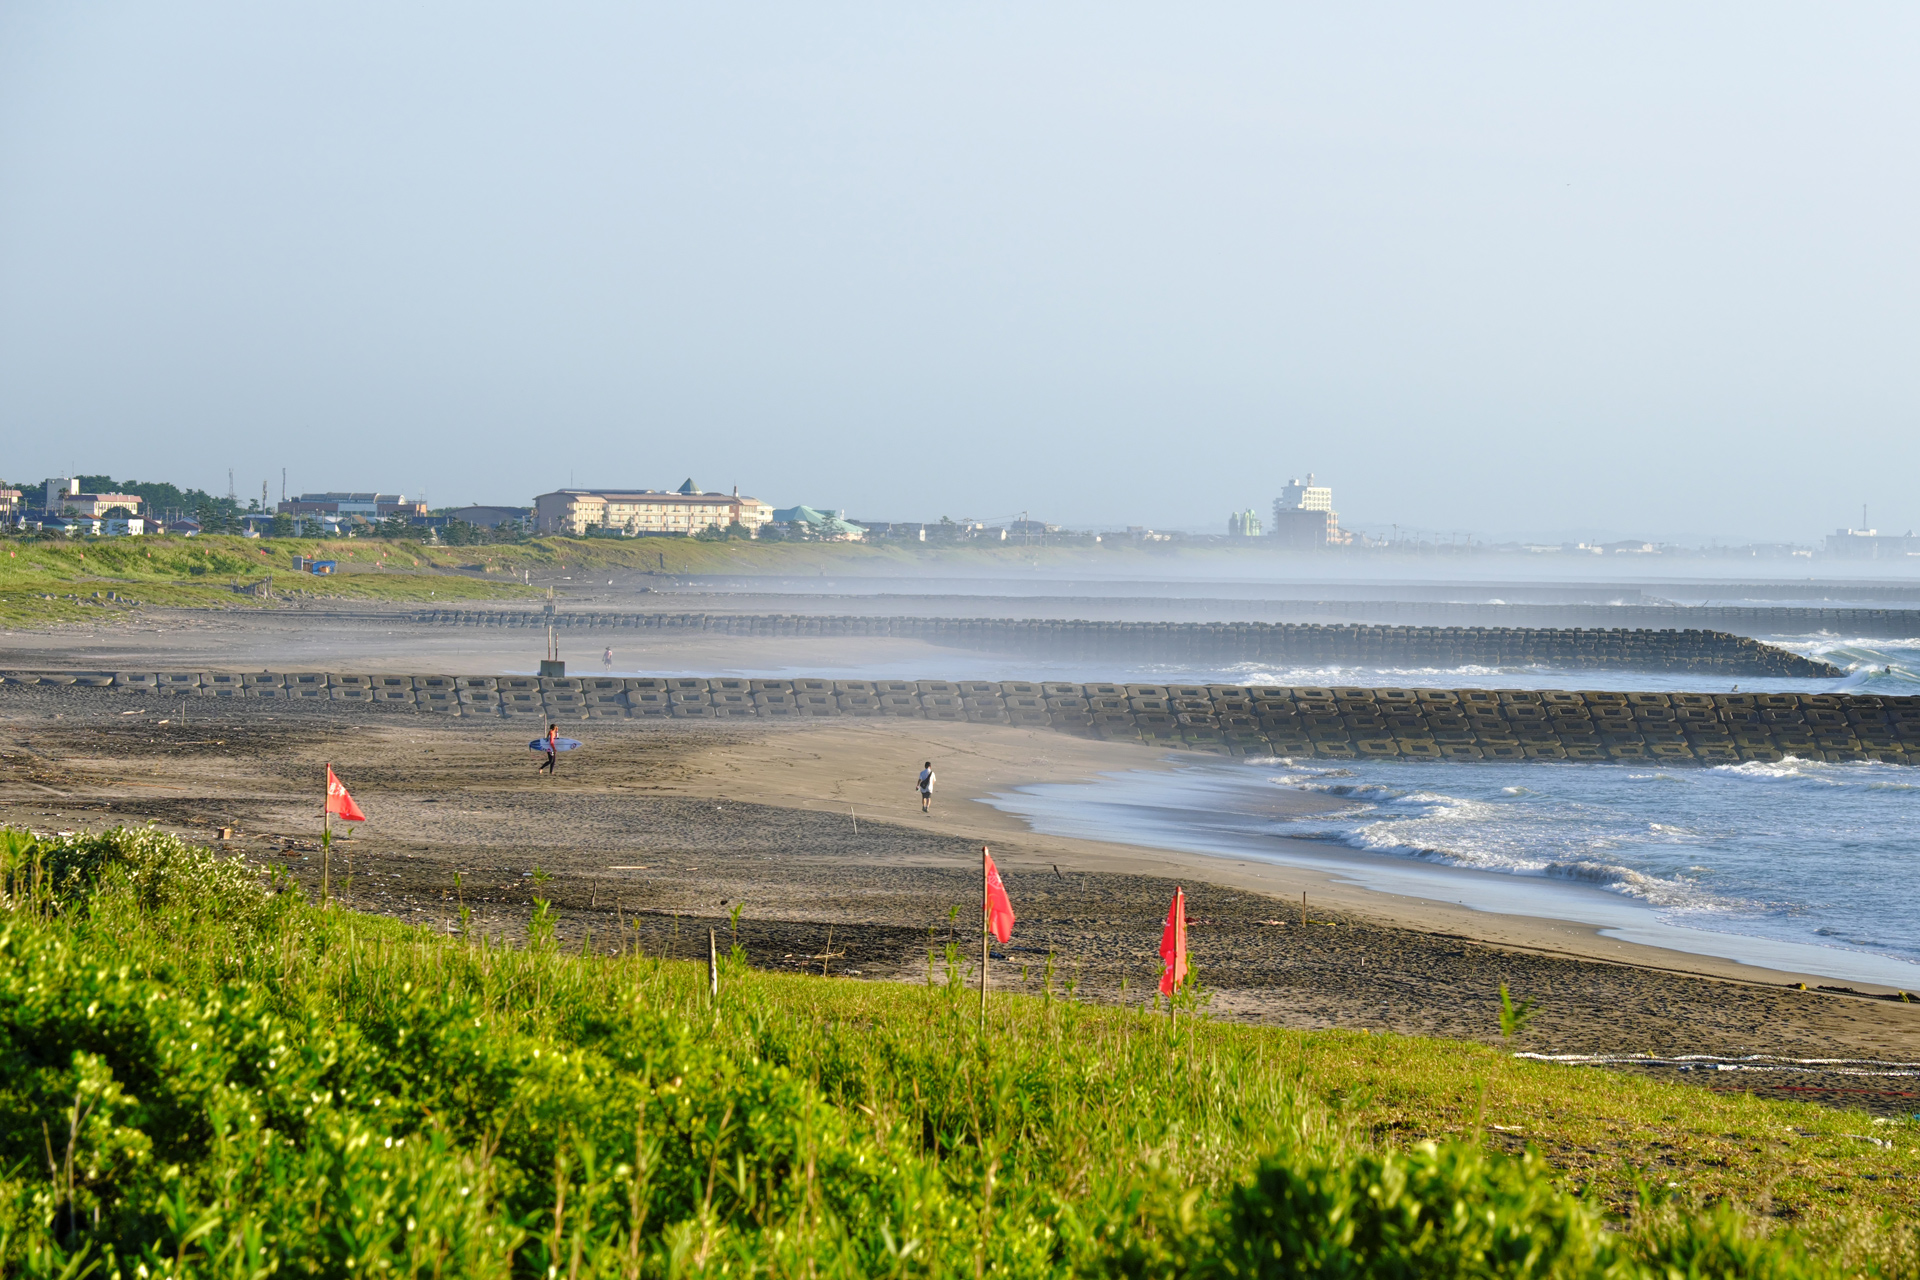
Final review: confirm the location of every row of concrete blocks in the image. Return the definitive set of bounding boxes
[1222,738,1914,766]
[38,672,1915,712]
[427,611,1802,638]
[7,672,1917,764]
[400,613,1840,678]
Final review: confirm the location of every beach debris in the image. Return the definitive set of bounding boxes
[1845,1134,1894,1149]
[1516,1052,1920,1078]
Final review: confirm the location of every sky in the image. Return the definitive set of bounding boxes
[1,3,1915,544]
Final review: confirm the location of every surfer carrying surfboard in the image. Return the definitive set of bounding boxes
[538,723,559,775]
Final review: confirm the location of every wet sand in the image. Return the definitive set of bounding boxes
[4,680,1918,1116]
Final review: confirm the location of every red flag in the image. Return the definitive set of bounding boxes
[1158,886,1188,996]
[983,847,1015,944]
[326,766,367,822]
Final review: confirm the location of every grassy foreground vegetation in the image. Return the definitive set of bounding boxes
[2,827,1914,1278]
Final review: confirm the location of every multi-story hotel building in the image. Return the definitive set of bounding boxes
[533,481,775,537]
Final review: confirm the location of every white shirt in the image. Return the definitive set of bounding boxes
[918,768,935,791]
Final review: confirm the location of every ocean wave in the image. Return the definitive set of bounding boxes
[1712,758,1867,786]
[983,750,1920,970]
[1285,819,1729,911]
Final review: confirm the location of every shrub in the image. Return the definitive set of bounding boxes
[1,826,274,926]
[1197,1141,1619,1278]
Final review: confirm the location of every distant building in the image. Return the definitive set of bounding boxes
[445,504,532,528]
[1271,473,1340,547]
[1268,509,1337,548]
[534,481,774,537]
[278,493,426,519]
[105,517,146,537]
[1825,528,1920,559]
[852,521,929,541]
[42,478,143,518]
[0,490,21,523]
[769,506,866,540]
[1227,509,1262,537]
[1275,474,1333,514]
[166,518,203,536]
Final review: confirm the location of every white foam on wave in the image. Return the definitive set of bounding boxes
[1235,756,1736,912]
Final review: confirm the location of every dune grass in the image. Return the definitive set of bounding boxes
[0,537,534,627]
[0,826,1914,1277]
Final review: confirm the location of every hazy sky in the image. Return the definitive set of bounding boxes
[2,3,1915,542]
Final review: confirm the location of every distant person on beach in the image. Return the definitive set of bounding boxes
[539,724,559,775]
[917,761,935,813]
[603,646,613,671]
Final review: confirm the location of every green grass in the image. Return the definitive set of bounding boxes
[1,827,1915,1277]
[0,537,535,627]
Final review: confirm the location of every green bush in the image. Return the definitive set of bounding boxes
[1197,1142,1620,1278]
[1,827,276,925]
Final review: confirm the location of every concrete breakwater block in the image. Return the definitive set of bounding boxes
[3,673,1911,767]
[400,613,1838,679]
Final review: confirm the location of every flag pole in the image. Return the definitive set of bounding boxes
[980,844,990,1028]
[1170,886,1180,1029]
[321,764,332,905]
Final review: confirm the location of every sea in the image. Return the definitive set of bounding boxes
[623,631,1920,987]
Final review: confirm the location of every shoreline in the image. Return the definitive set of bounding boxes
[973,764,1920,992]
[1,675,1912,993]
[5,684,1918,1116]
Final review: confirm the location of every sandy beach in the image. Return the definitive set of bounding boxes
[4,676,1917,1115]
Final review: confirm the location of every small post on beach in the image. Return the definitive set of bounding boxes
[708,928,719,1003]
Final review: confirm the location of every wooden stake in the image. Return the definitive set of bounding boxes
[1301,891,1307,929]
[707,928,719,1003]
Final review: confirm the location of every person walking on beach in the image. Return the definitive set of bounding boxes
[538,724,559,775]
[916,761,935,813]
[602,646,614,671]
